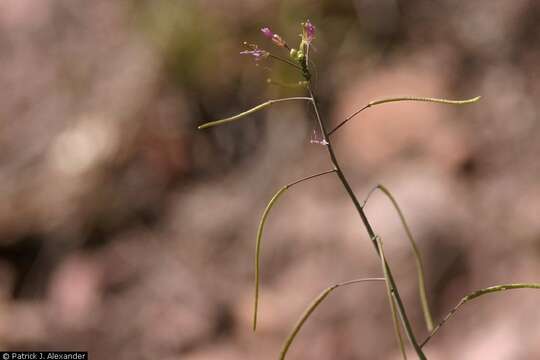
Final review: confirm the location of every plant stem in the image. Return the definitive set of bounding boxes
[307,86,427,359]
[376,236,408,360]
[269,54,304,71]
[363,185,434,332]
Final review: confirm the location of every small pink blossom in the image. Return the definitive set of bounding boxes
[261,26,288,48]
[302,20,316,44]
[310,128,328,146]
[261,27,273,38]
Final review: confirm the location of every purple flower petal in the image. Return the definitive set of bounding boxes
[261,27,273,39]
[303,20,316,44]
[240,48,269,61]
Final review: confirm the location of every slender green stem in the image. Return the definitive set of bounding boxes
[421,283,540,348]
[197,97,311,130]
[253,169,336,331]
[269,54,304,70]
[328,96,481,136]
[267,78,309,89]
[307,86,427,359]
[363,185,434,332]
[376,236,407,360]
[279,277,385,360]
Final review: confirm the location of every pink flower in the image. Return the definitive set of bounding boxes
[261,26,288,48]
[261,27,273,38]
[302,20,315,44]
[271,34,287,48]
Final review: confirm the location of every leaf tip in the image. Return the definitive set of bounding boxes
[252,308,258,332]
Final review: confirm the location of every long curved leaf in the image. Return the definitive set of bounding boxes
[329,95,481,135]
[253,170,336,331]
[421,283,540,347]
[279,278,385,360]
[198,97,311,130]
[253,185,288,331]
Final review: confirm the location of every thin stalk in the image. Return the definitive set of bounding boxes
[363,185,434,332]
[328,96,481,135]
[197,97,311,130]
[307,86,427,359]
[267,78,309,89]
[253,169,336,331]
[269,53,304,71]
[279,277,385,360]
[421,283,540,348]
[376,236,407,360]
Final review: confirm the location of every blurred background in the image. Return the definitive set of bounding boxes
[1,0,540,359]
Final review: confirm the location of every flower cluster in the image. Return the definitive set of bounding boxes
[239,20,315,64]
[239,20,325,145]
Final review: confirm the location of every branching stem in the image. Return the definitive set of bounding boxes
[307,86,427,359]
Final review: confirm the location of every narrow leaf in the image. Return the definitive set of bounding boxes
[198,97,311,130]
[421,283,540,347]
[279,278,385,360]
[329,95,481,135]
[253,185,288,331]
[253,170,336,331]
[368,96,481,107]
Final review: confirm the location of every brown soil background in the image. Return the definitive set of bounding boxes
[1,1,540,359]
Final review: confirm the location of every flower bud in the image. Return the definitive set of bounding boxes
[289,48,298,59]
[271,34,287,48]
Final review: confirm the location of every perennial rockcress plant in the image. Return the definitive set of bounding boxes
[199,20,540,360]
